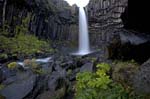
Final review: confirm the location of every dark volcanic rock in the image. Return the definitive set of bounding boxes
[36,88,66,99]
[0,66,17,81]
[80,62,94,72]
[133,59,150,94]
[48,71,67,91]
[0,67,3,83]
[107,29,150,63]
[0,72,36,99]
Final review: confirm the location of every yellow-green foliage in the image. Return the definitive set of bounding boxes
[7,62,17,69]
[96,63,110,72]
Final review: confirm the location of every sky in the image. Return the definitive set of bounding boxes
[64,0,90,7]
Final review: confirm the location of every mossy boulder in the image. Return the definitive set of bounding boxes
[112,61,139,87]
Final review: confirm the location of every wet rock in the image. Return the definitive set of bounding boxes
[0,72,36,99]
[133,59,150,94]
[80,62,94,72]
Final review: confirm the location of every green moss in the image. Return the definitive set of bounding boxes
[7,62,17,70]
[0,53,8,59]
[0,84,5,90]
[34,69,46,75]
[67,69,72,75]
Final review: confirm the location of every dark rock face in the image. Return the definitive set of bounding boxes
[107,29,150,63]
[133,59,150,94]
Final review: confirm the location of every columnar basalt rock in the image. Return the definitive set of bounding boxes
[0,0,127,45]
[88,0,128,45]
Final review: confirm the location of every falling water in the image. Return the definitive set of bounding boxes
[64,0,91,55]
[78,7,90,55]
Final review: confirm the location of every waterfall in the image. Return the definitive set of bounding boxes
[64,0,91,55]
[78,7,90,55]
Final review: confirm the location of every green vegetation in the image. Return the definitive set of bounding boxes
[7,62,17,69]
[75,63,144,99]
[0,84,5,90]
[0,16,53,60]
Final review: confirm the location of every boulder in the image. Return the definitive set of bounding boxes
[80,62,94,72]
[0,66,17,81]
[133,58,150,94]
[107,29,150,63]
[48,71,67,91]
[36,87,66,99]
[0,72,36,99]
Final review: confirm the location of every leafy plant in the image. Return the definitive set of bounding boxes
[75,63,143,99]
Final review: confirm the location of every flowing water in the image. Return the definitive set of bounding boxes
[78,7,90,55]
